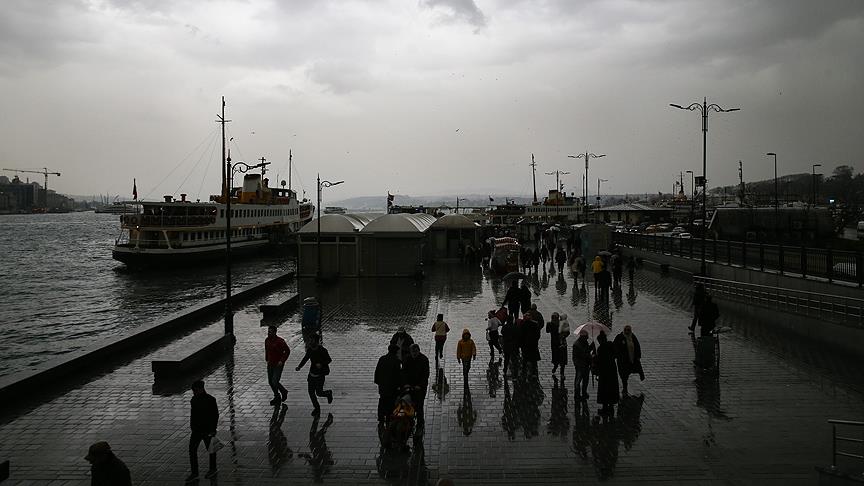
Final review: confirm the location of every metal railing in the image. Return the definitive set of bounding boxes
[828,419,864,471]
[694,276,864,327]
[614,233,864,287]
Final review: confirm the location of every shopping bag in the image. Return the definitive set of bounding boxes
[207,435,225,454]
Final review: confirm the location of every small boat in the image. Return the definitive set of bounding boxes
[323,206,347,215]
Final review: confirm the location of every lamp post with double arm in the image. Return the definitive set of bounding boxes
[317,175,344,279]
[670,97,740,275]
[568,152,606,222]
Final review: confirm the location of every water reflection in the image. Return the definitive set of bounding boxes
[300,413,335,483]
[626,280,637,307]
[457,386,477,436]
[501,379,517,440]
[267,404,293,474]
[571,394,645,480]
[485,357,502,398]
[593,299,611,328]
[431,366,449,400]
[376,426,428,484]
[547,375,569,438]
[555,273,567,295]
[612,286,623,311]
[511,375,545,439]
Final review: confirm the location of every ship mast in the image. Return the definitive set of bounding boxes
[530,153,538,203]
[288,149,293,193]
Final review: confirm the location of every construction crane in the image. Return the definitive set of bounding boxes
[2,167,61,210]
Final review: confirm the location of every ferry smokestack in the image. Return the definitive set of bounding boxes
[164,195,173,203]
[180,193,187,202]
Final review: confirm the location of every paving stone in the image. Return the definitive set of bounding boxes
[1,263,863,485]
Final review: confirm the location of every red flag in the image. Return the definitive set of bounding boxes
[132,178,137,200]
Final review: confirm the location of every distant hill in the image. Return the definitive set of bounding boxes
[329,194,536,210]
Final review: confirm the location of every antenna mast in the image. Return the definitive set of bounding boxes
[530,154,538,203]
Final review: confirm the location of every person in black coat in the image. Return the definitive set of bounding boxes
[689,283,706,332]
[85,441,131,486]
[296,333,334,416]
[699,295,719,336]
[612,325,644,396]
[546,312,562,373]
[500,315,518,378]
[519,280,532,313]
[594,332,619,415]
[374,344,403,423]
[389,327,414,362]
[402,343,430,425]
[503,281,521,317]
[187,380,219,481]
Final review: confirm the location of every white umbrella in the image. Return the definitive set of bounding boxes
[573,321,611,340]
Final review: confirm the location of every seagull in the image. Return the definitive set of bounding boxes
[455,128,460,132]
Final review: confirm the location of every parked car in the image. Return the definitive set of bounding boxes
[678,232,692,239]
[672,226,686,234]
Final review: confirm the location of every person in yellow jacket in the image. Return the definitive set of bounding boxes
[456,329,477,383]
[592,256,605,295]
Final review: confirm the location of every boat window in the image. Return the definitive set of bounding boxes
[220,210,224,218]
[183,233,188,241]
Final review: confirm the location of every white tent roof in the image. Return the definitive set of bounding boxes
[361,213,436,234]
[430,213,479,230]
[298,213,378,233]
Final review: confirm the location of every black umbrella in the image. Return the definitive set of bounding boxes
[503,271,527,281]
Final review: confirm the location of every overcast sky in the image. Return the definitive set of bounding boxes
[1,0,862,203]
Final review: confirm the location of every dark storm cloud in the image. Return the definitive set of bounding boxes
[422,0,488,30]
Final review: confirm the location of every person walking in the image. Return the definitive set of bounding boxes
[519,280,532,316]
[546,312,562,374]
[501,315,517,378]
[689,283,706,333]
[456,329,477,383]
[524,248,534,274]
[592,256,604,294]
[594,332,619,415]
[572,331,595,400]
[699,295,719,336]
[525,303,544,334]
[532,248,540,274]
[540,245,549,269]
[431,313,450,361]
[390,327,414,362]
[558,313,571,376]
[523,312,542,376]
[85,441,131,486]
[611,252,623,289]
[486,310,503,358]
[186,380,218,482]
[403,343,430,426]
[503,281,522,318]
[296,333,333,416]
[612,325,644,396]
[374,344,403,423]
[265,326,290,405]
[555,247,567,273]
[575,254,586,282]
[599,267,612,302]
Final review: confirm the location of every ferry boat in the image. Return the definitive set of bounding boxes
[323,206,347,214]
[112,175,313,267]
[112,99,314,267]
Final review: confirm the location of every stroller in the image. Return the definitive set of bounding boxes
[380,390,416,451]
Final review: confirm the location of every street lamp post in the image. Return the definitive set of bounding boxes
[317,174,344,279]
[685,170,695,225]
[766,153,778,210]
[812,164,822,206]
[670,97,740,275]
[568,152,606,221]
[597,178,608,208]
[225,157,269,336]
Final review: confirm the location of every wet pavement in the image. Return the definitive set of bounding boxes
[1,261,864,485]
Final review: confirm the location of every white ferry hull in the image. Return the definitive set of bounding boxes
[112,239,270,267]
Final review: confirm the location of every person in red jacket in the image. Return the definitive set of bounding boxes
[265,326,291,405]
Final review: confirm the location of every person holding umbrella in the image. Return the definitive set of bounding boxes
[503,280,522,318]
[572,330,595,400]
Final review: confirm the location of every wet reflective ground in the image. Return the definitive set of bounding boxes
[1,261,863,484]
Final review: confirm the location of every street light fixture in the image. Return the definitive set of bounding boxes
[225,157,269,336]
[317,174,344,279]
[766,153,778,210]
[568,152,606,221]
[670,97,740,275]
[685,170,695,225]
[812,164,822,206]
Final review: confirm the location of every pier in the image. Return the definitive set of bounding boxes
[0,262,862,484]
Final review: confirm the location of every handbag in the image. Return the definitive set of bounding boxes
[207,434,225,454]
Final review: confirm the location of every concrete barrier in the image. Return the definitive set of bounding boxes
[152,334,234,380]
[259,293,300,321]
[0,273,294,405]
